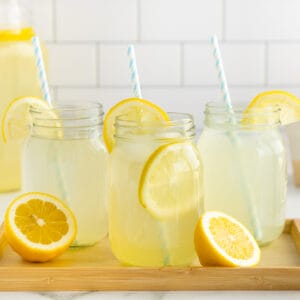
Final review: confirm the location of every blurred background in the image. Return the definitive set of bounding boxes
[24,0,300,126]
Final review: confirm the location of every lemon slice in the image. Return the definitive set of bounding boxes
[103,98,169,152]
[194,211,261,267]
[1,96,52,143]
[4,192,77,262]
[0,223,7,257]
[246,90,300,125]
[139,142,202,219]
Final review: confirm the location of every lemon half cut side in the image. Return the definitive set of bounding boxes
[4,192,77,262]
[194,211,261,267]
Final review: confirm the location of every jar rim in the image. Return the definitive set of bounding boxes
[204,101,281,127]
[30,101,103,115]
[30,101,104,129]
[115,112,194,128]
[114,112,196,141]
[205,101,280,114]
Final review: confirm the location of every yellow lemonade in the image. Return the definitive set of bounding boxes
[109,113,203,266]
[0,27,44,192]
[22,103,109,246]
[198,103,287,245]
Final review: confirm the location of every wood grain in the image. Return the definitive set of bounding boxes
[0,223,6,257]
[0,220,299,291]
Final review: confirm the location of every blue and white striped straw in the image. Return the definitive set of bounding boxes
[32,36,52,105]
[210,35,234,114]
[127,45,142,98]
[210,35,262,241]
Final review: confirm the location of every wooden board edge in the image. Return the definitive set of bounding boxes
[0,223,7,258]
[0,267,299,291]
[291,219,300,255]
[284,219,293,233]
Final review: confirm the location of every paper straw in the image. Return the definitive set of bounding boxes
[127,45,142,98]
[31,36,68,206]
[126,44,170,265]
[210,36,233,113]
[32,36,52,105]
[209,35,262,241]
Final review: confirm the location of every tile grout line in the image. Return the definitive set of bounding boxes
[96,43,101,88]
[51,84,293,90]
[52,0,57,43]
[44,40,291,46]
[264,41,269,86]
[137,0,141,41]
[222,0,226,41]
[180,43,184,87]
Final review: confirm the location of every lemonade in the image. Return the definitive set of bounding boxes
[22,103,109,246]
[198,102,287,245]
[0,0,45,191]
[109,112,203,266]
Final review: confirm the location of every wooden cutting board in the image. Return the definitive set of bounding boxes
[0,219,299,291]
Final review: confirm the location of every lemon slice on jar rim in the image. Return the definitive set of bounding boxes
[1,96,56,143]
[103,97,169,152]
[246,90,300,125]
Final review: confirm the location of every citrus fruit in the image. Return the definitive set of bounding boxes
[1,96,52,143]
[139,142,202,219]
[103,98,169,152]
[246,90,300,125]
[194,211,260,267]
[0,223,7,257]
[4,192,77,262]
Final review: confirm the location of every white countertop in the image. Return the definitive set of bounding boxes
[0,178,299,299]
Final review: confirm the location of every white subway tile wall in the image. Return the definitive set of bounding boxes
[28,0,300,126]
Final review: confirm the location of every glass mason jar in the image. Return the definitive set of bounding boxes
[22,102,109,246]
[197,102,287,245]
[109,113,203,267]
[0,0,46,192]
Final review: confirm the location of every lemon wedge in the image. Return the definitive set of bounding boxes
[1,96,53,143]
[103,98,169,152]
[4,192,77,262]
[246,90,300,125]
[194,211,261,267]
[139,142,202,219]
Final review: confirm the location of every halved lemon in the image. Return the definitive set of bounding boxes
[139,142,202,219]
[103,98,169,152]
[194,211,260,267]
[4,192,77,262]
[246,90,300,125]
[0,223,7,257]
[1,96,52,143]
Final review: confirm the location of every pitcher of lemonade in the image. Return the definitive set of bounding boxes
[0,0,44,192]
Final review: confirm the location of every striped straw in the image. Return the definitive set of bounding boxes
[127,45,142,98]
[32,36,52,105]
[209,35,262,241]
[210,35,233,114]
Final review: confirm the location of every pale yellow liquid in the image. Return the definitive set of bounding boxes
[0,35,43,192]
[109,138,203,266]
[22,135,109,246]
[198,127,287,245]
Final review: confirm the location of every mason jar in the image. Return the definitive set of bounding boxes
[22,102,109,246]
[109,113,203,267]
[197,102,287,245]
